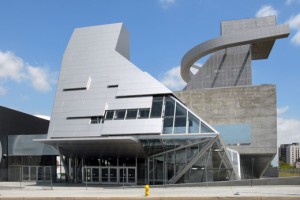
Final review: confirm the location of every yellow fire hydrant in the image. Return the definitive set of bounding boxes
[145,184,150,196]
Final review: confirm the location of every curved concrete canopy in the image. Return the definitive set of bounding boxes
[181,24,290,83]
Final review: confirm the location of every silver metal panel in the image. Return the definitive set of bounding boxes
[115,24,130,60]
[48,23,171,139]
[107,96,152,110]
[117,72,172,97]
[62,75,90,90]
[102,118,162,135]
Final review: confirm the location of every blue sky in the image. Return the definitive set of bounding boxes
[0,0,300,156]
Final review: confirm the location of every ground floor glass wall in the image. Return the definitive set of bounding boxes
[142,135,237,185]
[7,155,56,182]
[62,157,145,185]
[83,166,137,185]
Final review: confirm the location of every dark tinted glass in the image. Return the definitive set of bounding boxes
[126,109,138,119]
[164,97,175,117]
[138,109,150,119]
[115,110,126,120]
[105,111,114,120]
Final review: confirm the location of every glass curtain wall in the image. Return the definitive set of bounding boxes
[102,95,215,135]
[7,155,56,182]
[159,95,215,134]
[141,136,235,185]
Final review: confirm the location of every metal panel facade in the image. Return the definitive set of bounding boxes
[48,23,171,138]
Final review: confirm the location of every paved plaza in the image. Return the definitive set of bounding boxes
[0,182,300,199]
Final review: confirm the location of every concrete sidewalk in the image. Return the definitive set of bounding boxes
[0,182,300,199]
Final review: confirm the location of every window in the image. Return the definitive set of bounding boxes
[174,103,187,134]
[91,116,102,124]
[150,96,163,118]
[188,112,200,133]
[163,117,173,134]
[201,122,214,133]
[164,97,175,117]
[138,109,150,119]
[162,97,175,134]
[162,96,205,134]
[126,109,138,119]
[114,110,126,120]
[174,117,187,134]
[105,111,114,120]
[175,103,187,117]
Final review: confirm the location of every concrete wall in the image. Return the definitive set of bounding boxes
[175,84,277,178]
[184,45,252,90]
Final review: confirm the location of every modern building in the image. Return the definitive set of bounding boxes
[0,16,289,185]
[175,16,289,179]
[0,106,57,182]
[36,22,241,185]
[279,143,300,166]
[279,144,289,164]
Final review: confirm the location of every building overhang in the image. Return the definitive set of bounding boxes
[35,134,220,159]
[35,136,147,158]
[251,40,275,60]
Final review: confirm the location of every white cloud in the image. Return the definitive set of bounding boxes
[0,50,55,94]
[278,117,300,145]
[0,51,25,81]
[291,31,300,45]
[277,106,289,115]
[255,5,278,17]
[286,13,300,46]
[27,66,51,92]
[159,0,176,9]
[272,111,300,166]
[287,13,300,29]
[271,106,300,166]
[160,66,186,91]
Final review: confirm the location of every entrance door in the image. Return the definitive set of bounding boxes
[30,166,37,181]
[37,166,45,181]
[101,167,118,184]
[83,167,100,183]
[119,167,136,185]
[22,166,30,181]
[119,167,127,184]
[109,168,117,183]
[101,168,109,183]
[85,167,136,185]
[127,167,136,184]
[92,168,99,183]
